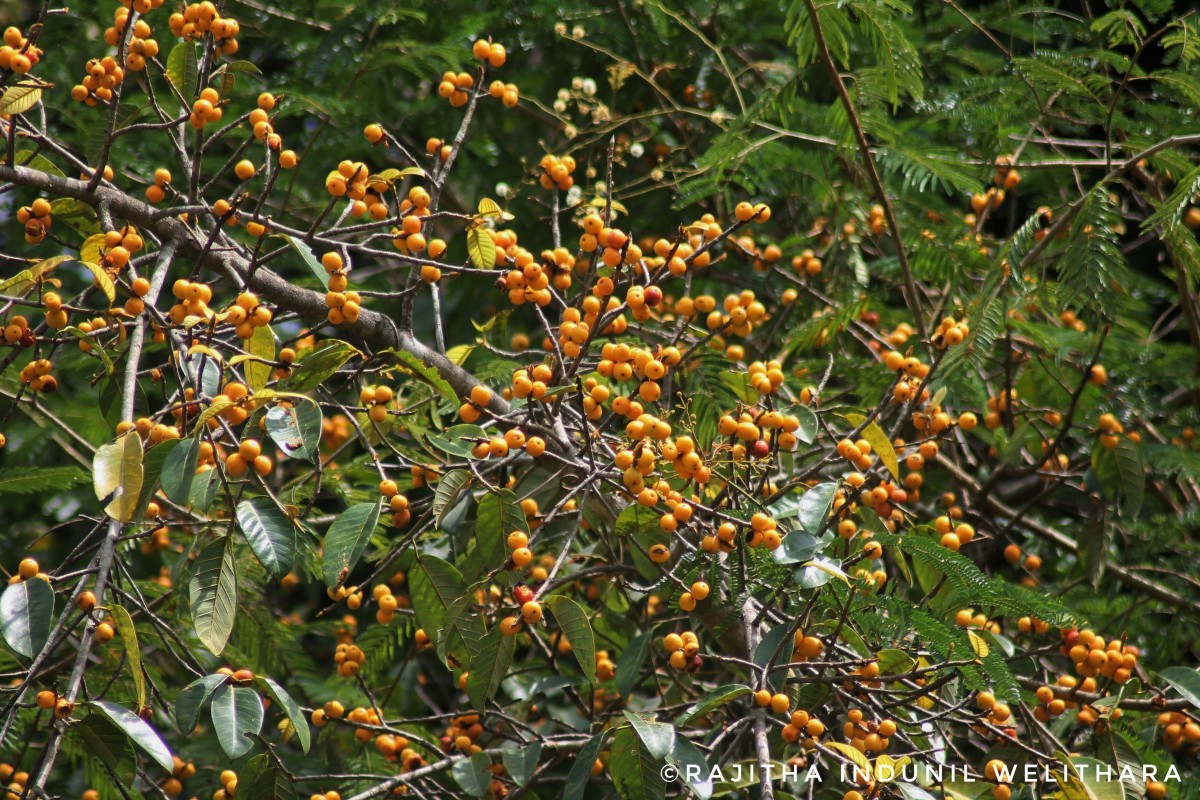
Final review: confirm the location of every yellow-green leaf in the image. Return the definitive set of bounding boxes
[94,432,145,522]
[466,226,496,269]
[874,754,910,783]
[478,197,503,217]
[81,233,106,264]
[446,344,474,366]
[193,396,235,434]
[109,604,146,709]
[369,166,424,186]
[187,344,223,362]
[0,269,33,295]
[587,196,629,216]
[245,324,274,393]
[844,413,899,478]
[825,741,870,775]
[967,630,989,660]
[0,85,42,115]
[80,261,116,304]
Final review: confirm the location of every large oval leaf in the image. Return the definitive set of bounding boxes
[547,595,596,683]
[87,699,173,772]
[264,399,322,462]
[0,578,54,658]
[466,628,515,709]
[109,604,145,709]
[610,724,667,800]
[175,673,227,734]
[321,500,382,588]
[210,684,264,760]
[255,675,311,753]
[236,497,297,579]
[189,537,238,656]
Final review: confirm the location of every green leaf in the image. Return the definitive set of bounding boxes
[189,536,238,656]
[674,684,751,727]
[793,403,818,444]
[1112,437,1144,518]
[279,340,360,393]
[427,424,489,458]
[622,712,675,760]
[473,489,525,575]
[563,731,607,800]
[93,432,145,522]
[467,627,515,708]
[256,676,311,753]
[668,736,713,799]
[75,716,135,784]
[237,497,297,579]
[0,577,54,658]
[452,751,493,798]
[0,466,88,495]
[391,348,458,403]
[610,724,666,800]
[109,604,145,709]
[844,414,899,478]
[547,595,596,683]
[0,84,41,115]
[616,632,652,697]
[1053,756,1127,800]
[175,673,227,734]
[265,398,322,462]
[13,150,63,178]
[166,42,199,102]
[240,753,298,800]
[87,699,174,772]
[502,742,542,787]
[432,468,473,524]
[1159,667,1200,708]
[409,556,468,636]
[210,684,264,760]
[467,226,497,269]
[245,324,275,392]
[279,235,331,289]
[161,436,200,505]
[321,500,382,588]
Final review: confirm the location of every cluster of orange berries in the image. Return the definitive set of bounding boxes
[138,524,171,556]
[538,153,576,191]
[188,86,225,130]
[369,579,409,625]
[791,629,826,661]
[580,216,640,268]
[2,314,34,346]
[380,480,411,529]
[994,155,1022,191]
[223,438,272,478]
[332,641,367,678]
[100,226,145,273]
[357,384,393,424]
[934,515,974,552]
[325,159,371,200]
[166,278,213,324]
[970,186,1007,215]
[436,71,475,107]
[509,363,559,403]
[319,254,363,325]
[502,248,573,306]
[424,136,452,162]
[954,608,1001,634]
[211,767,240,800]
[168,2,241,54]
[932,314,970,348]
[74,316,117,354]
[662,630,701,670]
[499,590,543,635]
[1002,543,1043,572]
[0,765,32,799]
[392,187,441,256]
[791,248,824,277]
[375,727,418,764]
[659,433,713,485]
[441,712,488,755]
[41,291,69,330]
[17,198,53,245]
[202,381,258,428]
[1097,412,1125,450]
[1158,710,1200,751]
[699,520,741,554]
[1060,627,1139,683]
[783,709,828,747]
[223,291,273,340]
[731,232,783,273]
[0,26,42,75]
[161,756,197,797]
[843,708,898,754]
[71,55,124,105]
[144,167,173,203]
[17,358,55,393]
[506,529,534,570]
[716,408,797,458]
[754,688,793,714]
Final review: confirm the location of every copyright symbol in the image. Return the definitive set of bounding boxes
[660,764,678,782]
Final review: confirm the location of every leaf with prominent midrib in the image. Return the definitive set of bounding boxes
[109,604,145,709]
[563,731,607,800]
[87,699,174,772]
[452,751,492,798]
[472,489,524,576]
[175,673,227,734]
[0,577,53,658]
[466,628,515,709]
[547,595,596,683]
[255,676,311,753]
[610,724,667,800]
[210,684,264,760]
[237,496,297,579]
[409,556,468,635]
[240,754,298,800]
[245,324,275,393]
[321,501,381,588]
[265,399,322,462]
[189,537,238,656]
[161,436,200,504]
